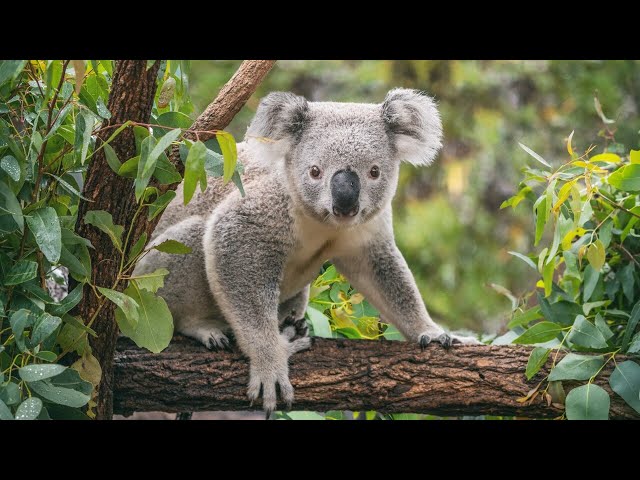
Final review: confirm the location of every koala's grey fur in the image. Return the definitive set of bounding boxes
[135,88,479,414]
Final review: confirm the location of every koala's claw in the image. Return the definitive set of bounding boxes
[205,331,231,351]
[437,333,452,349]
[419,334,431,351]
[247,367,294,414]
[281,316,309,341]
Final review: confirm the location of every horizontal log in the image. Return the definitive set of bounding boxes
[112,336,638,419]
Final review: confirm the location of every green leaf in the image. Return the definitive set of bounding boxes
[14,397,42,420]
[56,323,89,356]
[0,399,12,420]
[19,364,67,382]
[586,240,605,271]
[118,155,139,178]
[627,332,640,353]
[97,287,139,329]
[156,111,192,130]
[152,154,182,184]
[382,323,405,340]
[542,256,555,297]
[306,306,333,338]
[135,135,158,202]
[518,142,551,168]
[25,207,61,263]
[183,140,206,205]
[565,384,610,420]
[5,260,38,285]
[567,315,609,349]
[153,239,192,254]
[0,179,24,235]
[115,285,173,353]
[1,155,20,181]
[583,265,600,303]
[148,128,182,174]
[127,232,147,263]
[147,190,176,220]
[43,104,72,140]
[0,381,20,405]
[525,347,550,380]
[84,210,124,251]
[0,60,27,86]
[131,268,169,293]
[594,314,614,341]
[630,149,640,164]
[45,173,88,202]
[609,360,640,414]
[534,196,547,246]
[590,153,620,163]
[50,284,83,317]
[618,263,635,303]
[10,309,34,351]
[548,353,604,381]
[35,351,57,362]
[29,369,91,408]
[508,307,542,329]
[508,251,537,270]
[103,143,121,173]
[608,164,640,193]
[31,312,62,345]
[74,109,93,165]
[216,132,238,184]
[96,97,111,119]
[512,322,565,345]
[622,301,640,352]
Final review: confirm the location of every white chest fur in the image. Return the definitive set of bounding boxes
[279,210,385,301]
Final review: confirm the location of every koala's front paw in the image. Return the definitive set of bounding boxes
[247,364,294,415]
[418,331,453,350]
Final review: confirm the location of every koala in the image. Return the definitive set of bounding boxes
[135,88,479,414]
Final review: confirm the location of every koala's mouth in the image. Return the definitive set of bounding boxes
[332,205,359,217]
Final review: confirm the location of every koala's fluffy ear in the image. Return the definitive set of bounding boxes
[381,88,443,166]
[246,92,309,141]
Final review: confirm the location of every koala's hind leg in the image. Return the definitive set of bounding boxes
[278,285,311,341]
[178,317,230,351]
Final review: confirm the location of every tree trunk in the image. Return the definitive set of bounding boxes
[112,337,638,419]
[74,60,276,419]
[75,60,160,420]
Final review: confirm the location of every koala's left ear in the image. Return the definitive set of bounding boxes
[381,88,443,166]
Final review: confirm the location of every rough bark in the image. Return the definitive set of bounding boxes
[74,60,276,419]
[75,60,160,420]
[113,337,638,419]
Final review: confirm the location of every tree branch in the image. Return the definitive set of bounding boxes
[113,337,639,419]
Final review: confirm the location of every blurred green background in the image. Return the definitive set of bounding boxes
[187,60,640,334]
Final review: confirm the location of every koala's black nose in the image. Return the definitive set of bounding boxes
[331,169,360,217]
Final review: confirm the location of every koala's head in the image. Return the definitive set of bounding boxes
[245,88,442,228]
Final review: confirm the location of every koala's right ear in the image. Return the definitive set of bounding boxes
[245,92,309,141]
[381,88,443,166]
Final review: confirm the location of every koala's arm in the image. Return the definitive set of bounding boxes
[333,240,478,346]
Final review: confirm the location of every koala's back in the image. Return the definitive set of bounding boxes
[154,142,267,238]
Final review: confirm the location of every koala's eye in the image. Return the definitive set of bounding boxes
[310,166,322,179]
[369,166,380,179]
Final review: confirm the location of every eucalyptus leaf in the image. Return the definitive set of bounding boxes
[565,384,610,420]
[25,207,61,263]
